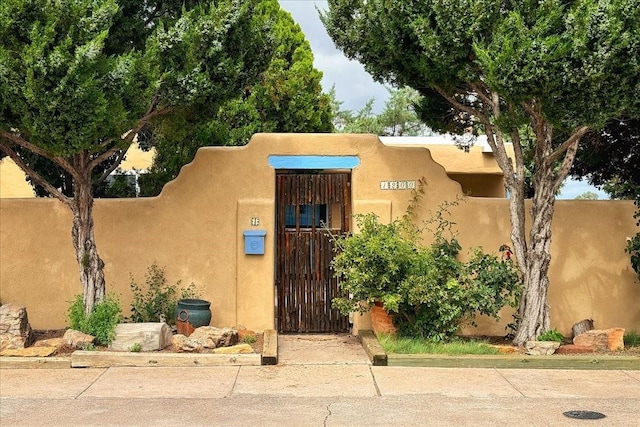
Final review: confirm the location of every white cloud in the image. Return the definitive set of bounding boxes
[279,0,389,113]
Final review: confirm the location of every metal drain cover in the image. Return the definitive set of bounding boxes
[563,410,606,420]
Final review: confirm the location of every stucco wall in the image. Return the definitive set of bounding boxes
[1,133,638,336]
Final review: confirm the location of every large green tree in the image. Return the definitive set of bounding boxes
[572,118,640,199]
[322,0,640,344]
[331,86,432,135]
[139,3,332,196]
[0,0,274,314]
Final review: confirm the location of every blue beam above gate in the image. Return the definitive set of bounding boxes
[268,155,360,169]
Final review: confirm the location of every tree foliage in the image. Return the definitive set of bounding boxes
[322,0,640,344]
[139,4,332,196]
[572,118,640,199]
[330,86,432,136]
[0,0,275,314]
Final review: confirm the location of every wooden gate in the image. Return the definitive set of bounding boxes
[276,172,351,333]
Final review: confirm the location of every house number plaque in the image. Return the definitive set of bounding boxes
[379,180,416,190]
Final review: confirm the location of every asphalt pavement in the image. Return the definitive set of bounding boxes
[1,334,639,426]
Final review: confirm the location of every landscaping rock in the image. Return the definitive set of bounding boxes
[171,334,202,352]
[573,328,624,352]
[524,340,561,355]
[556,344,594,355]
[187,326,238,349]
[0,303,34,350]
[0,346,56,357]
[212,343,254,354]
[495,345,519,355]
[33,337,65,349]
[63,329,95,348]
[109,323,172,352]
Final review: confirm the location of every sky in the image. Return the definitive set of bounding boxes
[277,1,608,200]
[278,1,389,113]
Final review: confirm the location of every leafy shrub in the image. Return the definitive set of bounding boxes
[330,205,521,341]
[129,263,200,325]
[537,328,564,342]
[67,293,123,346]
[626,197,640,281]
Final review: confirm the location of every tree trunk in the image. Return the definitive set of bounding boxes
[70,172,105,316]
[511,117,558,346]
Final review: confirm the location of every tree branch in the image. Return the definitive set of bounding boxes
[552,129,588,192]
[1,130,83,181]
[547,126,589,164]
[0,143,71,205]
[87,104,169,173]
[433,85,490,124]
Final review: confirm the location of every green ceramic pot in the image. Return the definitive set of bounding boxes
[175,299,211,332]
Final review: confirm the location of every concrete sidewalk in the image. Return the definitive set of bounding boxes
[1,334,639,426]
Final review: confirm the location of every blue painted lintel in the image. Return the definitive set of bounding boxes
[268,155,360,169]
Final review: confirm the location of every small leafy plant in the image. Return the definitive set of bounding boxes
[78,342,96,351]
[129,343,142,352]
[129,263,200,325]
[624,195,640,281]
[242,334,257,345]
[67,293,123,346]
[537,328,564,342]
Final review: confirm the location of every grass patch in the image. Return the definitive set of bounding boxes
[377,334,501,355]
[624,330,640,347]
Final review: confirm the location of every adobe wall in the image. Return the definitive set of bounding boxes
[0,133,638,337]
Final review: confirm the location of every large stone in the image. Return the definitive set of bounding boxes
[524,340,561,355]
[33,337,65,349]
[556,344,594,355]
[63,329,95,348]
[0,346,56,357]
[187,326,238,349]
[109,323,172,352]
[212,343,254,354]
[606,328,625,352]
[573,328,624,352]
[0,304,34,350]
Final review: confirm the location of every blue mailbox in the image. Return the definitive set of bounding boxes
[243,230,267,255]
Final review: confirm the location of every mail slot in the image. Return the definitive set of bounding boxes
[243,230,267,255]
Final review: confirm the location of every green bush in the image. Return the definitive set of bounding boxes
[537,328,564,342]
[128,263,200,325]
[330,207,521,341]
[626,197,640,281]
[67,293,123,346]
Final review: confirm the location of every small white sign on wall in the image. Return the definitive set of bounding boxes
[379,180,416,190]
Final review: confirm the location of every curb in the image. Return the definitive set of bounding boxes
[358,330,640,370]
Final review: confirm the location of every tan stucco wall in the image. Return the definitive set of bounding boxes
[1,133,638,337]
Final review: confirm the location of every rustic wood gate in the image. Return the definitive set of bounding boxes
[275,172,351,333]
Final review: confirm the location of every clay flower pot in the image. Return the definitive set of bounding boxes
[371,302,397,335]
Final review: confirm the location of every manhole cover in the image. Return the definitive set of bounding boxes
[563,410,606,420]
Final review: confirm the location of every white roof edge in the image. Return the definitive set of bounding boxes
[379,134,512,153]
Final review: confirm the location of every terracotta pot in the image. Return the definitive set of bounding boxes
[370,304,397,335]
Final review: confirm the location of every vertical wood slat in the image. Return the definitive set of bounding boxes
[276,172,350,333]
